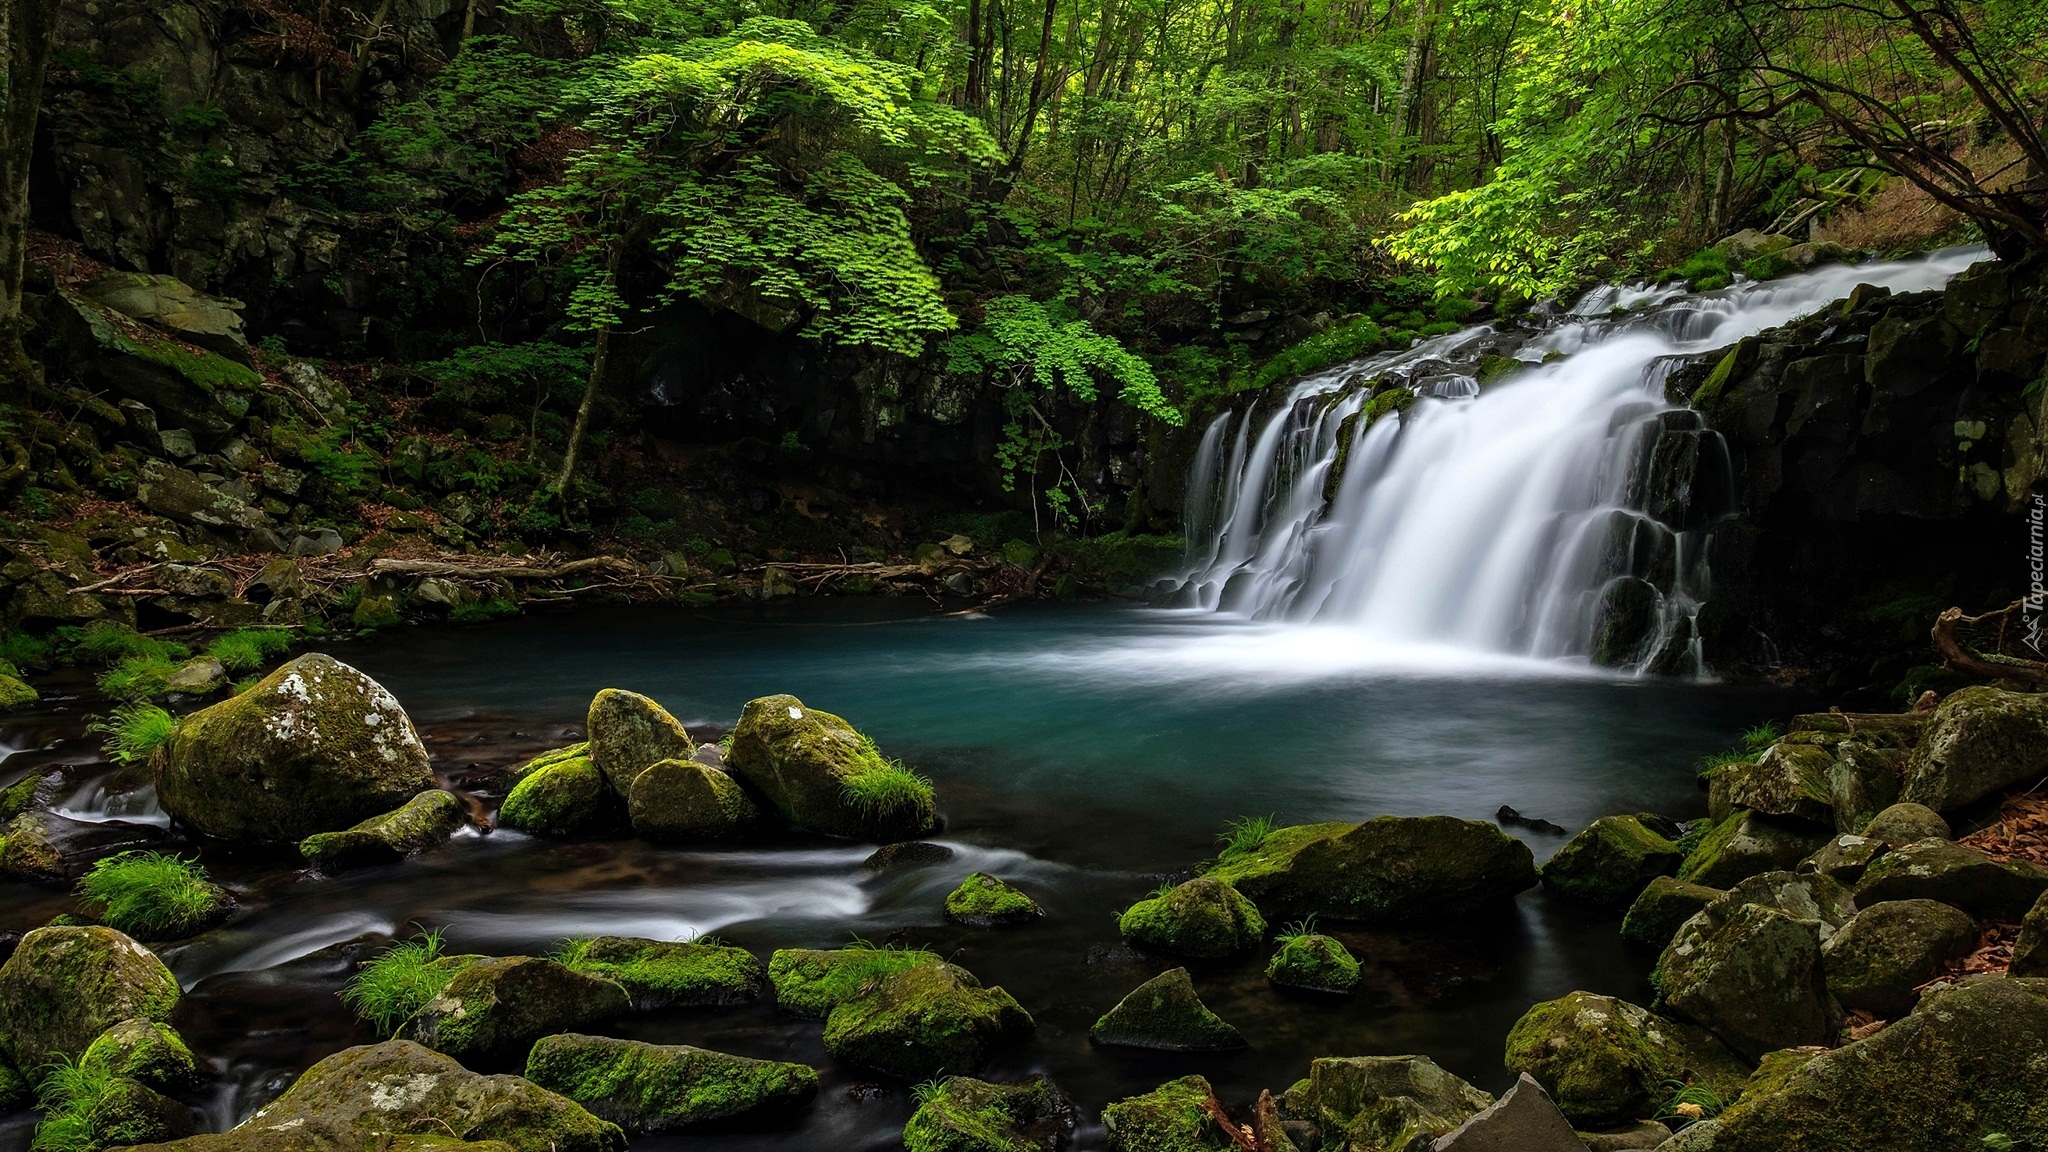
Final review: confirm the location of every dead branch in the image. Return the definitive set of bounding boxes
[1932,600,2048,686]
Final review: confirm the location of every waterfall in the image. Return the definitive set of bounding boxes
[1177,247,1984,674]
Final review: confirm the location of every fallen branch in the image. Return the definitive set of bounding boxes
[367,556,641,581]
[1931,601,2048,686]
[1199,1088,1258,1152]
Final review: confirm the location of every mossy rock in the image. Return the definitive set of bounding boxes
[0,811,60,880]
[1206,816,1536,922]
[499,752,613,836]
[0,925,180,1071]
[1904,685,2048,812]
[2015,890,2048,977]
[1712,743,1837,827]
[394,956,631,1071]
[1089,967,1244,1051]
[1653,901,1834,1061]
[524,1033,816,1133]
[767,946,943,1017]
[510,742,590,782]
[0,770,54,821]
[557,936,763,1009]
[0,1059,27,1112]
[1280,1055,1494,1152]
[1504,991,1747,1127]
[81,1017,203,1091]
[0,674,37,710]
[1820,899,1978,1017]
[1622,876,1725,948]
[1541,816,1684,906]
[626,759,758,842]
[822,961,1034,1079]
[1798,833,1888,885]
[1265,933,1359,993]
[1118,876,1264,957]
[903,1074,1071,1152]
[1854,836,2048,921]
[586,689,693,792]
[1861,802,1950,846]
[945,873,1043,927]
[85,1074,199,1145]
[300,789,466,872]
[158,654,434,842]
[1101,1075,1235,1152]
[1675,810,1831,889]
[725,693,936,840]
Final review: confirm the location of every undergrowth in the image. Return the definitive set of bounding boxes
[29,1056,111,1152]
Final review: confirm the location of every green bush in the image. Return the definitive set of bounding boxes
[75,851,231,941]
[204,629,294,673]
[87,704,177,766]
[341,929,458,1035]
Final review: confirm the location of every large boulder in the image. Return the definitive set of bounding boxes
[901,1074,1072,1152]
[1089,967,1244,1051]
[1676,810,1831,889]
[0,926,180,1071]
[626,759,758,842]
[1281,1055,1494,1152]
[394,956,631,1070]
[1430,1073,1583,1152]
[1653,874,1853,1060]
[498,750,612,836]
[1621,877,1725,948]
[1102,1076,1236,1152]
[523,1033,816,1132]
[726,694,936,840]
[1854,837,2048,920]
[157,654,433,842]
[72,1075,198,1147]
[821,961,1033,1078]
[556,936,763,1009]
[1540,816,1683,906]
[298,789,465,872]
[1821,899,1978,1017]
[585,689,693,792]
[1903,685,2048,812]
[1503,991,1746,1127]
[1118,876,1265,957]
[1206,817,1537,922]
[47,292,259,441]
[1712,977,2048,1152]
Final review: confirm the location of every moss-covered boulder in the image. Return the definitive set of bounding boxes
[0,1058,27,1111]
[1797,833,1887,884]
[1206,816,1536,923]
[1654,900,1836,1061]
[901,1074,1072,1152]
[81,1017,202,1091]
[1101,1075,1236,1152]
[2015,890,2048,977]
[1280,1055,1494,1152]
[0,926,180,1071]
[157,654,433,842]
[1541,816,1684,906]
[119,1039,625,1151]
[626,759,758,842]
[1117,876,1264,957]
[510,743,590,782]
[1089,967,1244,1051]
[299,789,466,872]
[524,1033,816,1132]
[585,689,694,792]
[1853,837,2048,920]
[945,873,1044,927]
[0,673,38,710]
[1621,876,1725,948]
[1861,801,1950,846]
[1714,743,1838,827]
[78,1074,199,1146]
[726,694,936,840]
[767,946,943,1016]
[1503,991,1747,1127]
[1903,685,2048,812]
[821,961,1033,1079]
[1713,977,2048,1152]
[498,751,612,837]
[556,936,763,1009]
[395,956,631,1070]
[1820,899,1978,1017]
[1265,932,1360,993]
[1675,810,1831,889]
[0,811,60,880]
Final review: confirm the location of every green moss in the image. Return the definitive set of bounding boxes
[74,852,232,941]
[0,674,38,709]
[352,591,404,631]
[1675,810,1743,885]
[1663,247,1734,292]
[1204,815,1536,922]
[1100,1075,1232,1152]
[0,772,41,820]
[1622,876,1724,948]
[1360,385,1417,429]
[1118,876,1264,958]
[395,956,632,1069]
[128,334,260,393]
[0,812,60,879]
[726,696,938,839]
[1265,927,1359,993]
[511,742,591,781]
[33,1058,191,1152]
[498,753,610,835]
[0,926,182,1080]
[821,961,1034,1079]
[1251,316,1388,390]
[95,654,184,701]
[767,945,943,1017]
[0,1060,28,1112]
[79,1019,200,1091]
[944,873,1043,927]
[554,936,764,1008]
[903,1075,1066,1152]
[524,1033,817,1132]
[451,597,521,624]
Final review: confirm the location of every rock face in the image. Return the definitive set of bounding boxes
[1206,817,1537,922]
[1713,977,2048,1152]
[1281,1055,1494,1152]
[945,872,1044,927]
[1118,876,1265,957]
[1854,837,2048,920]
[1622,877,1725,948]
[902,1074,1072,1152]
[1429,1073,1583,1152]
[585,689,694,792]
[820,961,1033,1078]
[0,926,180,1071]
[1676,810,1831,888]
[394,956,631,1070]
[726,694,937,840]
[499,750,612,836]
[556,936,764,1009]
[1903,686,2048,811]
[1266,932,1361,993]
[1089,968,1245,1051]
[157,654,432,842]
[1502,991,1744,1127]
[1102,1076,1235,1152]
[298,789,465,871]
[524,1033,817,1132]
[1821,899,1978,1017]
[1653,874,1853,1060]
[1540,816,1684,905]
[626,759,759,841]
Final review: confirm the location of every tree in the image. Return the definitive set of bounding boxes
[0,0,59,401]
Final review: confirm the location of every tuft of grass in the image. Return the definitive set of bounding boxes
[1739,722,1782,753]
[96,655,184,701]
[841,748,934,824]
[450,597,520,625]
[73,622,188,667]
[88,704,177,766]
[341,929,456,1035]
[1275,915,1319,945]
[75,851,230,941]
[0,632,53,672]
[1216,814,1276,863]
[1654,1081,1725,1130]
[30,1056,112,1152]
[203,629,293,673]
[910,1078,948,1105]
[1694,721,1784,779]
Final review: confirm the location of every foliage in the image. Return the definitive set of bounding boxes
[73,623,186,667]
[88,704,177,766]
[841,750,935,824]
[204,629,294,673]
[449,597,521,624]
[341,929,457,1036]
[1253,317,1388,390]
[29,1056,111,1152]
[74,851,229,940]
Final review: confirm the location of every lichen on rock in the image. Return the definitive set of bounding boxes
[1622,876,1725,948]
[1902,685,2048,812]
[1279,1054,1493,1152]
[1503,990,1746,1127]
[626,758,758,842]
[81,1017,203,1091]
[585,689,694,792]
[1820,898,1978,1017]
[1101,1075,1236,1152]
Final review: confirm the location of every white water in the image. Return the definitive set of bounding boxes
[1178,247,1985,674]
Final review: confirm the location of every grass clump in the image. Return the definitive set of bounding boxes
[341,929,464,1035]
[1216,814,1275,864]
[1694,721,1782,780]
[1662,247,1734,292]
[75,851,232,941]
[30,1057,112,1152]
[73,622,188,667]
[95,655,186,701]
[203,628,293,672]
[87,704,178,766]
[842,742,935,828]
[449,597,520,624]
[1654,1081,1724,1130]
[1252,316,1388,390]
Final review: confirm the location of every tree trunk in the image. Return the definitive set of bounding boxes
[0,0,60,403]
[462,0,484,40]
[1386,0,1440,182]
[555,322,610,506]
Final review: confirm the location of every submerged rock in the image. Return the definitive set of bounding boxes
[1675,810,1830,888]
[556,936,763,1009]
[1540,816,1684,906]
[524,1033,817,1132]
[726,694,937,840]
[395,956,630,1070]
[627,758,758,841]
[0,925,180,1071]
[81,1017,203,1091]
[586,689,694,792]
[1860,801,1950,846]
[767,946,944,1017]
[1207,816,1537,922]
[1821,899,1978,1017]
[157,654,432,842]
[1430,1073,1583,1152]
[1102,1075,1236,1152]
[1089,967,1244,1051]
[821,961,1033,1078]
[902,1074,1073,1152]
[945,872,1044,927]
[1903,685,2048,811]
[1621,876,1725,948]
[498,750,612,836]
[1118,876,1264,957]
[1503,991,1745,1127]
[1266,932,1360,993]
[1281,1055,1494,1152]
[299,789,465,871]
[1853,836,2048,920]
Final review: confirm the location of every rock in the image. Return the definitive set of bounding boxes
[0,673,37,710]
[945,872,1044,927]
[157,654,432,842]
[394,956,631,1070]
[1266,932,1361,993]
[79,271,252,364]
[48,293,257,441]
[137,461,272,533]
[726,694,937,840]
[1118,876,1265,958]
[1591,577,1659,666]
[81,1017,202,1091]
[0,926,180,1071]
[498,749,612,836]
[1861,801,1950,846]
[524,1033,816,1132]
[1797,833,1887,885]
[1541,816,1684,905]
[1281,1055,1494,1152]
[1903,686,2048,811]
[119,1039,624,1151]
[1102,1075,1236,1152]
[1622,877,1726,948]
[1503,991,1747,1127]
[1714,743,1837,827]
[1657,1118,1721,1151]
[1206,816,1537,922]
[585,689,693,792]
[1854,837,2048,920]
[1575,1120,1673,1150]
[298,789,466,872]
[902,1074,1072,1152]
[1711,869,1859,932]
[289,528,345,557]
[1653,899,1838,1061]
[2015,891,2048,977]
[1675,811,1831,889]
[1089,967,1244,1051]
[163,656,228,695]
[821,961,1033,1078]
[0,811,61,879]
[8,570,110,628]
[1498,806,1569,835]
[509,743,590,782]
[767,946,944,1017]
[1712,977,2048,1152]
[556,936,763,1009]
[1821,899,1978,1017]
[411,577,466,608]
[81,1075,200,1146]
[1429,1073,1582,1152]
[626,759,758,841]
[864,841,956,871]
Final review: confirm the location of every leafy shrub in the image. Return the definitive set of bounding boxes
[88,704,177,766]
[341,929,457,1035]
[204,629,294,673]
[75,851,230,940]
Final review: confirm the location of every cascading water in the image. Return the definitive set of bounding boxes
[1178,247,1985,675]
